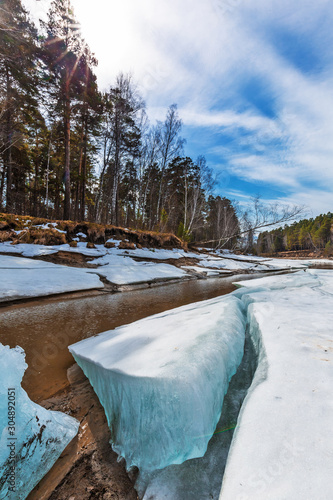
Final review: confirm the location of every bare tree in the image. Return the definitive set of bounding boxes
[186,156,214,234]
[156,104,185,228]
[199,196,306,250]
[96,73,144,224]
[137,124,159,227]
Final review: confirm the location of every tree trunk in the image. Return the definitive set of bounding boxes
[63,78,71,220]
[75,130,84,221]
[0,166,5,211]
[80,116,88,221]
[5,66,12,212]
[33,132,39,216]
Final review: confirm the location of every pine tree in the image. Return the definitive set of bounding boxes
[41,0,95,219]
[0,0,39,212]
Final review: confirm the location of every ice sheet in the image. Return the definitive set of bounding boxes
[93,254,187,284]
[0,267,103,302]
[0,242,58,257]
[0,344,79,499]
[69,295,246,473]
[220,269,333,499]
[0,255,64,269]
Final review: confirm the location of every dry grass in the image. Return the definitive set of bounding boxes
[0,213,187,250]
[104,241,115,249]
[0,231,14,242]
[86,242,96,249]
[118,241,136,250]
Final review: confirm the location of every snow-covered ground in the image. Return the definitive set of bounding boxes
[0,240,332,301]
[1,232,332,498]
[220,269,333,500]
[0,258,103,302]
[0,344,79,499]
[69,295,246,475]
[94,256,187,284]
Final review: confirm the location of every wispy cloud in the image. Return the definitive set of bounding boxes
[24,0,333,215]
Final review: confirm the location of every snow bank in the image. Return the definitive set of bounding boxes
[93,253,187,284]
[0,242,106,258]
[0,255,63,269]
[0,267,103,302]
[0,344,79,499]
[198,257,269,272]
[220,269,333,500]
[0,242,58,257]
[69,295,246,473]
[181,265,232,276]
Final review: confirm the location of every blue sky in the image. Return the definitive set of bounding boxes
[25,0,333,216]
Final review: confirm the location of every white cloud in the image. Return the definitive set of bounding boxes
[23,0,333,216]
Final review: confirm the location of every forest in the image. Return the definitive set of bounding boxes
[257,212,333,255]
[0,0,240,245]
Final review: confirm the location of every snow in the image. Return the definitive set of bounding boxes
[33,223,66,233]
[69,295,246,473]
[181,265,233,276]
[89,246,199,262]
[220,269,333,500]
[234,270,318,291]
[0,267,103,302]
[55,242,107,257]
[0,242,107,258]
[97,262,186,284]
[0,255,65,269]
[105,238,119,246]
[216,251,269,262]
[0,344,79,499]
[0,242,58,257]
[119,248,199,260]
[0,239,332,301]
[92,253,187,284]
[198,256,270,272]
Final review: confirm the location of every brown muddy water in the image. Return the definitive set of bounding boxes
[0,275,260,403]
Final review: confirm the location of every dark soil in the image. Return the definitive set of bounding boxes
[35,251,98,268]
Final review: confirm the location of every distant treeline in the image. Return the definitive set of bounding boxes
[258,212,333,254]
[0,0,238,245]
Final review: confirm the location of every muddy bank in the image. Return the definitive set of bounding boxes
[28,364,138,500]
[35,251,99,268]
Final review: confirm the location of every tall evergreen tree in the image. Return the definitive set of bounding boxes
[41,0,95,219]
[0,0,39,211]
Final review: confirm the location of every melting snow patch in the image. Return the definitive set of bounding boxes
[92,254,187,284]
[0,266,103,302]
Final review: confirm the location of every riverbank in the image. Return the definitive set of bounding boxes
[1,241,331,305]
[15,278,239,499]
[28,364,138,500]
[26,268,333,500]
[1,224,332,499]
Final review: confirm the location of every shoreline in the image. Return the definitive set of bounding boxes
[28,364,138,500]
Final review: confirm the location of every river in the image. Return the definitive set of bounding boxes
[1,275,264,402]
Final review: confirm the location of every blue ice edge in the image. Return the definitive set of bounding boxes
[0,344,79,500]
[68,294,246,473]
